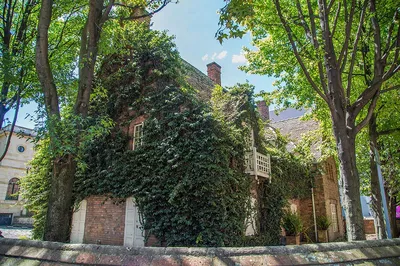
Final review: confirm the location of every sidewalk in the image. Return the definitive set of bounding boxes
[0,226,32,239]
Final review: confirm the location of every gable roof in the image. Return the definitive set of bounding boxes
[182,59,215,101]
[269,108,321,158]
[269,108,307,122]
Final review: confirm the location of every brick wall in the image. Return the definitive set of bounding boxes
[321,157,345,241]
[364,218,376,234]
[2,238,400,265]
[84,196,126,246]
[289,157,345,242]
[206,62,221,85]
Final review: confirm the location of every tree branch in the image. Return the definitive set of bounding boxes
[338,0,356,68]
[383,8,399,56]
[296,0,313,45]
[381,84,400,94]
[370,0,383,82]
[346,0,367,99]
[331,1,341,38]
[378,127,400,136]
[117,0,173,21]
[273,0,328,103]
[355,90,380,134]
[0,89,20,162]
[49,4,83,57]
[100,0,114,26]
[382,23,400,80]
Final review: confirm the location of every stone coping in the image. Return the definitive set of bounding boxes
[1,238,400,265]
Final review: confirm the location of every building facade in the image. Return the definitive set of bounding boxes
[0,125,35,226]
[266,108,345,242]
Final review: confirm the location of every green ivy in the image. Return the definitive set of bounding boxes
[23,24,314,246]
[19,138,52,240]
[75,26,250,247]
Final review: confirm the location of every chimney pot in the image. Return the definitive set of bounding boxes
[257,101,270,121]
[207,62,222,85]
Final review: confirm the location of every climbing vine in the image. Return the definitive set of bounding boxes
[75,25,250,247]
[23,24,314,246]
[211,83,314,245]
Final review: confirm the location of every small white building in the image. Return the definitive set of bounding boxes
[0,125,35,226]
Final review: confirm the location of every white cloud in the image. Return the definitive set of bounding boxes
[201,54,209,61]
[217,50,228,59]
[204,51,228,62]
[232,53,248,64]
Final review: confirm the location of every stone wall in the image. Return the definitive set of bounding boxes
[84,196,126,246]
[1,238,400,265]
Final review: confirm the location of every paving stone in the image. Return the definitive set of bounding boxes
[75,252,97,264]
[97,254,124,265]
[181,255,213,266]
[151,255,181,266]
[122,255,152,266]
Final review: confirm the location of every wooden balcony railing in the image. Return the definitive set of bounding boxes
[245,147,271,180]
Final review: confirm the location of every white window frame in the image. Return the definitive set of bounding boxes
[133,123,144,150]
[330,203,338,232]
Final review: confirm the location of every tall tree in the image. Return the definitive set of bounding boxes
[364,88,400,239]
[0,0,38,160]
[218,0,399,240]
[35,0,174,242]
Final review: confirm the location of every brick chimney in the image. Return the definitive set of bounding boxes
[257,101,270,121]
[207,62,221,85]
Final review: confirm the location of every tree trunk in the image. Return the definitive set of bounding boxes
[75,0,104,117]
[333,123,366,241]
[43,154,76,241]
[389,195,398,238]
[36,0,75,242]
[0,104,6,129]
[369,114,387,239]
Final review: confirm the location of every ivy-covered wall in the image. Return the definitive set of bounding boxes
[21,24,314,246]
[74,25,252,247]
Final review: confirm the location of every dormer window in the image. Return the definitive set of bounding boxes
[133,123,144,150]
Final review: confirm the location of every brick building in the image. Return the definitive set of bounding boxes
[0,125,35,226]
[70,59,272,246]
[265,108,345,242]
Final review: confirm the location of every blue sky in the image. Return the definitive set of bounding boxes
[152,0,274,91]
[8,1,275,129]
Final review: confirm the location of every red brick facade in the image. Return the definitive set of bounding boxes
[84,196,126,245]
[206,62,221,85]
[289,157,345,242]
[364,218,376,234]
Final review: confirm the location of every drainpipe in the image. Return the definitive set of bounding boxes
[311,186,318,242]
[374,148,392,239]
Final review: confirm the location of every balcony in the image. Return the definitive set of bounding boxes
[245,147,271,180]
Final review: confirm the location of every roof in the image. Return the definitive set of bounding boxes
[269,108,307,122]
[271,117,319,141]
[269,108,321,158]
[182,59,215,101]
[1,125,36,137]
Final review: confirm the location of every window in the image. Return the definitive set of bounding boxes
[6,178,20,201]
[330,203,338,232]
[17,145,25,153]
[133,123,144,150]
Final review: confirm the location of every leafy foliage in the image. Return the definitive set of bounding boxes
[282,211,303,236]
[19,139,52,239]
[212,83,314,245]
[75,26,250,247]
[316,216,331,230]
